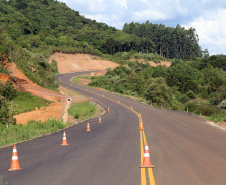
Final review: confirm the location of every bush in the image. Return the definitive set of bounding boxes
[219,99,226,110]
[185,100,222,116]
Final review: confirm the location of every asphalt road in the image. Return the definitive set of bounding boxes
[1,71,226,185]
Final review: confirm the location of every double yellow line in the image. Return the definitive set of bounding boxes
[58,74,155,185]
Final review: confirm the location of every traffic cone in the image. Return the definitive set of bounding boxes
[108,107,110,112]
[99,117,102,123]
[8,145,22,171]
[118,100,120,103]
[139,142,154,168]
[140,121,144,130]
[139,113,141,118]
[86,122,91,131]
[61,131,69,146]
[131,106,133,110]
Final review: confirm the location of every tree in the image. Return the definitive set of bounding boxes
[143,77,170,104]
[104,37,116,55]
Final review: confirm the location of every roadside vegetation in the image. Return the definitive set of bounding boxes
[68,102,96,120]
[0,101,98,148]
[0,119,68,148]
[89,56,226,123]
[0,81,50,126]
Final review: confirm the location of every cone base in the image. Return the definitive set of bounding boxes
[8,168,22,171]
[139,165,155,168]
[86,130,91,132]
[61,144,69,146]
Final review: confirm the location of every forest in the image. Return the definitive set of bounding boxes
[0,0,225,125]
[123,22,201,59]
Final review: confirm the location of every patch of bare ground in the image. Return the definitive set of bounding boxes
[129,58,171,67]
[48,52,119,74]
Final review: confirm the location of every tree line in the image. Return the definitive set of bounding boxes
[123,22,202,59]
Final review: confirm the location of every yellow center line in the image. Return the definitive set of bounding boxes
[58,74,155,185]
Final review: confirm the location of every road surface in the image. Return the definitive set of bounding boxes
[0,71,226,185]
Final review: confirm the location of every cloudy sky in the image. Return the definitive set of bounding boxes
[60,0,226,56]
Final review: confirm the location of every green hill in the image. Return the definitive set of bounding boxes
[0,0,225,125]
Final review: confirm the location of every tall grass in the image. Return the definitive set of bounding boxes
[0,119,67,148]
[68,102,96,119]
[12,91,50,115]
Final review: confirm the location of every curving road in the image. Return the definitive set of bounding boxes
[0,71,226,185]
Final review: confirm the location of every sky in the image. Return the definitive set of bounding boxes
[60,0,226,56]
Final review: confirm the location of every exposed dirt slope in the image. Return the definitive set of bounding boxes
[129,58,171,67]
[0,73,11,83]
[3,62,88,124]
[48,52,119,73]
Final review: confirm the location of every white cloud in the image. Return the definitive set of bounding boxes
[133,9,171,21]
[114,0,128,9]
[183,9,226,55]
[87,1,107,13]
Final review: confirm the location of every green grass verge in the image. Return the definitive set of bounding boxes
[68,102,96,119]
[12,92,51,115]
[0,119,68,148]
[72,77,79,84]
[79,76,90,80]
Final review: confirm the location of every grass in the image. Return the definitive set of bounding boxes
[72,77,79,84]
[79,75,90,80]
[205,112,226,123]
[68,102,96,119]
[0,119,68,148]
[12,92,51,115]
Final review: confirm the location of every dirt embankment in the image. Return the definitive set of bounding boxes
[0,73,11,83]
[48,52,119,74]
[129,59,171,67]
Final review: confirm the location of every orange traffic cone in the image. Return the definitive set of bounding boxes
[8,145,22,171]
[108,107,110,112]
[99,117,102,123]
[140,121,144,130]
[131,106,133,110]
[139,113,141,118]
[61,131,69,146]
[86,122,91,131]
[140,142,154,168]
[118,100,120,103]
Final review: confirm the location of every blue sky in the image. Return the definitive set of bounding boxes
[60,0,226,56]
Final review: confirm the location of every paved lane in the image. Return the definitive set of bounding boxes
[1,71,226,185]
[56,72,226,185]
[0,72,140,185]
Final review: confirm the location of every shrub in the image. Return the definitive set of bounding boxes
[185,101,222,117]
[219,99,226,110]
